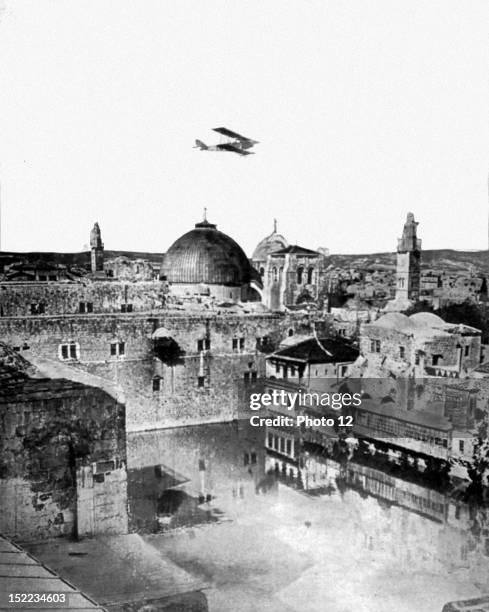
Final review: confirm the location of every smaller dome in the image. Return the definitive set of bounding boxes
[375,313,416,333]
[409,312,445,328]
[252,220,288,261]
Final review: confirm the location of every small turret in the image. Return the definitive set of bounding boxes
[397,212,421,253]
[396,213,421,302]
[90,222,104,273]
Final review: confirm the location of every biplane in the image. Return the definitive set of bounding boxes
[194,127,258,156]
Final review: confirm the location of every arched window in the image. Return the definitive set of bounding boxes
[273,267,278,282]
[279,266,284,278]
[307,267,314,284]
[297,267,304,284]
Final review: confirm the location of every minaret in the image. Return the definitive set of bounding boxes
[396,212,421,302]
[90,222,104,273]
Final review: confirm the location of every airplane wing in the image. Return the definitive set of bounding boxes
[216,143,253,155]
[213,127,258,143]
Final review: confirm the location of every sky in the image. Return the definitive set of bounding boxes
[0,0,488,256]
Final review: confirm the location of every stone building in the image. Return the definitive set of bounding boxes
[0,344,128,541]
[251,221,330,311]
[104,256,157,281]
[359,312,481,379]
[0,310,327,431]
[266,336,359,381]
[261,245,328,311]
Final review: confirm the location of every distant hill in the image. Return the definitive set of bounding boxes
[0,250,165,269]
[327,249,489,275]
[0,248,487,275]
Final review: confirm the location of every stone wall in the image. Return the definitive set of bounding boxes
[0,281,168,317]
[0,372,127,541]
[0,312,326,431]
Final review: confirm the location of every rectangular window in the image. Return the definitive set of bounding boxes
[399,346,405,359]
[49,275,57,281]
[87,302,93,313]
[243,453,249,466]
[39,275,47,281]
[60,343,78,361]
[79,302,86,313]
[121,304,127,313]
[250,452,257,465]
[464,346,470,357]
[244,372,250,383]
[251,371,257,381]
[459,440,465,453]
[232,338,238,350]
[152,377,161,391]
[239,338,245,350]
[371,340,380,353]
[127,304,133,312]
[197,339,210,351]
[30,304,37,315]
[110,342,125,357]
[286,439,292,455]
[198,376,205,388]
[415,353,420,365]
[268,433,273,448]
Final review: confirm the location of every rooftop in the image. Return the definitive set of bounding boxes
[269,337,359,364]
[359,400,453,431]
[272,245,320,256]
[0,536,105,611]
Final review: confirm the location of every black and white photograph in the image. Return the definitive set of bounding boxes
[0,1,489,611]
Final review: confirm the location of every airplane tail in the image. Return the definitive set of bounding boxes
[194,139,208,150]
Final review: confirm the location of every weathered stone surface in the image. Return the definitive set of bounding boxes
[0,364,127,541]
[0,312,330,431]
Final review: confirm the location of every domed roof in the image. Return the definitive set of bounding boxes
[252,220,288,261]
[374,313,416,333]
[409,312,445,328]
[161,219,253,285]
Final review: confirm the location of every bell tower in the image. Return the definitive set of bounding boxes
[396,212,421,302]
[90,222,104,273]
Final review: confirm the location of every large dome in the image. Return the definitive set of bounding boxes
[161,220,253,286]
